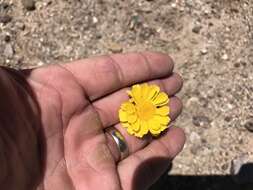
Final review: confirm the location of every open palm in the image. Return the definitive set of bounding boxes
[26,52,185,190]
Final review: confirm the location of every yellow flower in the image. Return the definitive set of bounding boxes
[119,83,170,138]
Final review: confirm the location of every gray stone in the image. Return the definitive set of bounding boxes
[0,2,9,10]
[221,163,229,171]
[224,116,232,122]
[190,145,201,154]
[4,35,11,42]
[16,22,26,30]
[200,48,208,55]
[106,41,123,53]
[4,44,14,58]
[192,115,211,127]
[185,0,194,7]
[230,155,253,184]
[192,25,202,33]
[22,0,36,11]
[221,53,228,60]
[189,131,201,143]
[244,118,253,132]
[230,155,249,175]
[0,15,12,24]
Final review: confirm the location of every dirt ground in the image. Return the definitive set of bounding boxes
[0,0,253,189]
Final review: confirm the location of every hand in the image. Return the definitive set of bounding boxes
[5,52,185,190]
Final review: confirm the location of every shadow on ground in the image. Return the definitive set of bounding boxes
[150,163,253,190]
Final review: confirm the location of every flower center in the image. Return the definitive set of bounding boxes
[137,101,156,120]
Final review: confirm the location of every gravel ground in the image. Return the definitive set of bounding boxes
[0,0,253,189]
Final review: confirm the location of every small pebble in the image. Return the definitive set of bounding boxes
[107,41,123,53]
[200,48,208,55]
[4,44,14,58]
[234,62,240,68]
[139,27,156,40]
[92,17,98,24]
[225,27,231,32]
[222,54,228,60]
[4,35,11,42]
[224,116,232,122]
[37,61,44,66]
[190,145,201,155]
[171,3,177,8]
[230,7,239,13]
[185,0,194,7]
[129,15,142,30]
[0,15,12,24]
[221,163,229,171]
[204,9,210,15]
[22,0,36,11]
[16,22,26,30]
[230,155,249,175]
[179,7,185,12]
[192,25,202,33]
[192,115,210,127]
[0,2,10,10]
[244,118,253,132]
[189,132,201,143]
[241,61,247,67]
[230,155,253,184]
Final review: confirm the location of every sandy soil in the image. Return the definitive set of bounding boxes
[0,0,253,189]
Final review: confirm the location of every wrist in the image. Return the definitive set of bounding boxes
[0,66,42,189]
[0,67,40,120]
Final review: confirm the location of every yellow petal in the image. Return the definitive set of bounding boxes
[127,127,135,135]
[131,84,142,103]
[153,115,170,125]
[122,122,130,128]
[127,113,138,123]
[149,123,168,136]
[156,106,170,116]
[127,90,132,96]
[129,98,134,103]
[147,85,160,100]
[148,118,161,131]
[121,102,135,113]
[152,92,169,106]
[134,120,148,137]
[149,128,162,135]
[131,119,140,132]
[119,109,128,122]
[160,125,168,131]
[134,132,143,138]
[140,83,149,99]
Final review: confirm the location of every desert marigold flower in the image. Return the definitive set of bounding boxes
[119,83,170,138]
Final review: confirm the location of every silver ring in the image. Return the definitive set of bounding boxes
[108,129,129,160]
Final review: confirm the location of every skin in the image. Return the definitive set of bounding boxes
[0,52,185,190]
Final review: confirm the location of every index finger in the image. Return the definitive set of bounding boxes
[63,52,174,100]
